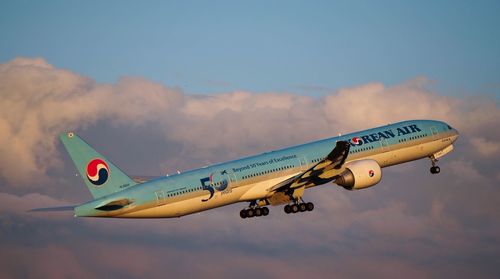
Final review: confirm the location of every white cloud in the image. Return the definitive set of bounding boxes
[0,192,74,220]
[2,57,500,279]
[0,58,183,185]
[470,137,500,157]
[448,159,488,183]
[1,56,499,193]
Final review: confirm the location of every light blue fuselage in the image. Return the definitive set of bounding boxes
[75,120,458,217]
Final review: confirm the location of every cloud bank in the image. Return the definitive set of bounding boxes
[1,57,498,187]
[1,57,500,278]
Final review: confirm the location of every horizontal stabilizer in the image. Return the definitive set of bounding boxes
[28,205,76,212]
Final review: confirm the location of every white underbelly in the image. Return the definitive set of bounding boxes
[119,173,297,218]
[368,138,453,168]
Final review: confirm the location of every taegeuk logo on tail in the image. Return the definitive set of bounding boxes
[86,159,110,186]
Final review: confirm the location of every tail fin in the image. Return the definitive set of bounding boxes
[60,132,137,199]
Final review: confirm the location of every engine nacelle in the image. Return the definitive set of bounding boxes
[335,159,382,190]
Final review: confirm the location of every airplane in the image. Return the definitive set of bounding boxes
[41,119,459,219]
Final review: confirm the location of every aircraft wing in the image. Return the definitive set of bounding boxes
[267,141,350,197]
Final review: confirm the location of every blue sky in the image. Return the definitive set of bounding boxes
[1,0,499,95]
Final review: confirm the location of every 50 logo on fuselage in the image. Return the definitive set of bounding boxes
[200,172,229,202]
[86,158,110,186]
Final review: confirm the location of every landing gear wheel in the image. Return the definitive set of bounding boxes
[291,204,299,213]
[429,156,440,174]
[240,210,247,218]
[284,204,291,214]
[430,166,441,174]
[299,203,307,212]
[246,208,255,218]
[262,207,269,216]
[255,208,262,217]
[306,202,314,211]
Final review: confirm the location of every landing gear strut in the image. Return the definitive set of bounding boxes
[429,156,441,174]
[284,198,314,214]
[240,201,269,219]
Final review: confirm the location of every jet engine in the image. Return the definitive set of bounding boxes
[335,159,382,190]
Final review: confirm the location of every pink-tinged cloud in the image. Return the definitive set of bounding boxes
[1,57,500,279]
[469,137,500,157]
[0,192,75,221]
[0,245,94,279]
[1,57,499,187]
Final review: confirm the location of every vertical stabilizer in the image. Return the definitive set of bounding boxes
[60,132,137,199]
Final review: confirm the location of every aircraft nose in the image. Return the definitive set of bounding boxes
[451,128,459,143]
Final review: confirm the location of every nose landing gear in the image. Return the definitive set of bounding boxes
[430,166,440,174]
[429,156,441,174]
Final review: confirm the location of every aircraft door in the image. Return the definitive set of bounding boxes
[298,155,308,171]
[379,138,392,165]
[380,138,389,151]
[155,190,166,206]
[226,171,238,188]
[430,126,438,138]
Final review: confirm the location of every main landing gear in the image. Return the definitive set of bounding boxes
[429,156,441,174]
[284,198,314,214]
[240,201,269,219]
